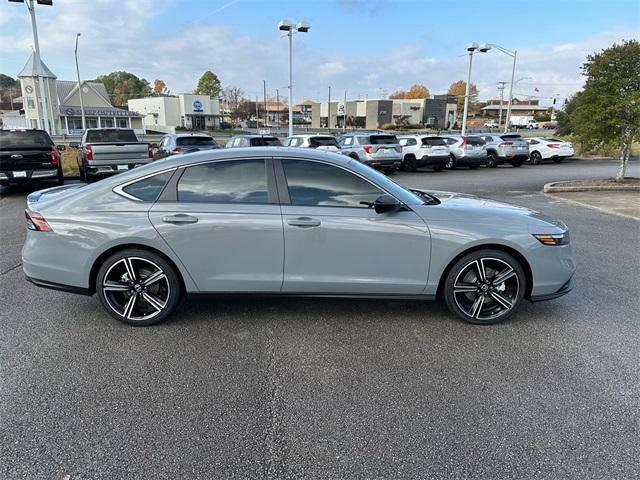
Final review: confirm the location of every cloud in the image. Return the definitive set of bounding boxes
[318,61,345,79]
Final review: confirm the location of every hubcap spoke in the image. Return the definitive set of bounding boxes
[103,280,130,292]
[123,257,137,281]
[493,267,515,285]
[142,292,166,312]
[469,295,485,318]
[490,291,513,310]
[474,260,487,282]
[142,270,166,287]
[454,282,477,293]
[122,293,138,319]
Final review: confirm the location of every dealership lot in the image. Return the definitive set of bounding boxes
[1,160,639,478]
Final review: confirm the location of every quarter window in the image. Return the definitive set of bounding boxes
[282,159,383,208]
[177,159,268,203]
[122,171,173,202]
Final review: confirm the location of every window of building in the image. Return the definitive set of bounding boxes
[116,118,129,128]
[86,118,98,128]
[27,97,35,109]
[101,117,115,128]
[282,159,383,208]
[177,159,268,204]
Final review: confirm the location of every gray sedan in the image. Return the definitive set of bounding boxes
[22,148,575,326]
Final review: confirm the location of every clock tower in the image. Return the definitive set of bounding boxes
[18,52,59,134]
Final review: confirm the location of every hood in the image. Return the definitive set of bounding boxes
[412,188,567,232]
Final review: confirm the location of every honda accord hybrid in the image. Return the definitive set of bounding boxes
[22,148,575,326]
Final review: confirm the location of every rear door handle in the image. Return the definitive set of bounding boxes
[162,214,199,224]
[287,216,321,228]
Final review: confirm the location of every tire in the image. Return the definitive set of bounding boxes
[486,152,498,168]
[96,248,182,326]
[56,167,64,185]
[384,168,396,175]
[433,165,444,172]
[553,157,564,163]
[530,151,542,165]
[443,249,526,325]
[468,164,479,170]
[445,154,456,170]
[0,180,9,187]
[402,155,417,172]
[511,160,523,167]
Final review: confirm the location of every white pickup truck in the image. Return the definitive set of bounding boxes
[72,128,153,182]
[509,116,539,129]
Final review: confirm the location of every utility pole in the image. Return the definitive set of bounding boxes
[497,81,507,128]
[255,95,259,127]
[327,86,331,131]
[25,0,51,133]
[344,90,347,131]
[263,80,267,127]
[276,88,280,129]
[74,33,86,131]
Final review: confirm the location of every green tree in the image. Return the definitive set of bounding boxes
[447,80,480,115]
[195,71,222,98]
[93,71,152,106]
[559,40,640,181]
[0,74,20,104]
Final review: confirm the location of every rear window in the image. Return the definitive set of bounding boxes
[0,130,53,150]
[500,134,523,141]
[176,136,216,147]
[122,171,172,202]
[422,137,446,146]
[309,136,338,147]
[85,129,138,143]
[369,135,398,145]
[466,136,485,146]
[249,137,282,147]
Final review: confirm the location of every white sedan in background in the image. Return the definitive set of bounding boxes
[526,137,575,164]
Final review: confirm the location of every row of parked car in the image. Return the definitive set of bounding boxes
[155,131,575,176]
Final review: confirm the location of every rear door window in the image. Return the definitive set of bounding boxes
[370,135,398,145]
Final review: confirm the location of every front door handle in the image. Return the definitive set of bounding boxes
[287,216,321,228]
[162,214,199,224]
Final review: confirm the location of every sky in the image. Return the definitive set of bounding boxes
[0,0,638,107]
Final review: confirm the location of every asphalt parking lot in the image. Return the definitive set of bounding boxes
[1,159,639,479]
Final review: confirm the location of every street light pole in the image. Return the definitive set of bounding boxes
[25,0,50,133]
[504,50,517,132]
[497,81,507,128]
[263,79,267,127]
[278,20,310,137]
[461,51,474,136]
[74,32,86,131]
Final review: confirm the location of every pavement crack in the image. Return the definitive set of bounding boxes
[0,262,22,276]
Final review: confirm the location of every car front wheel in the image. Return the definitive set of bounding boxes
[96,249,182,326]
[530,151,542,165]
[445,155,456,170]
[443,250,526,325]
[486,152,498,168]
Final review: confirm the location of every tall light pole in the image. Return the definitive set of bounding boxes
[327,86,331,131]
[74,33,86,131]
[496,81,507,128]
[461,42,490,136]
[484,44,518,132]
[11,0,54,133]
[278,19,310,137]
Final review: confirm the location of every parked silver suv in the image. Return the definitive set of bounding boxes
[398,135,449,172]
[154,133,218,160]
[478,133,529,167]
[337,132,402,175]
[441,135,487,169]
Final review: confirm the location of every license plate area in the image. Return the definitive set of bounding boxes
[13,171,27,178]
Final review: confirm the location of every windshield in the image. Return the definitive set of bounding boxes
[0,130,53,150]
[347,158,423,206]
[309,137,338,147]
[86,129,138,143]
[176,136,216,147]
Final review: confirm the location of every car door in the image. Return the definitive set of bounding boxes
[148,158,284,292]
[276,158,430,294]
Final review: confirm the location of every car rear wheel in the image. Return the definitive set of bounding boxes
[433,165,444,172]
[486,152,498,168]
[444,250,526,325]
[553,157,564,163]
[511,160,523,167]
[445,154,456,170]
[402,155,417,172]
[530,151,542,165]
[96,249,182,326]
[56,167,64,185]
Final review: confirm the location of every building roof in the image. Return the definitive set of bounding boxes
[55,80,112,106]
[18,52,57,79]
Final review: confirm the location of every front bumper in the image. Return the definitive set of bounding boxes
[0,169,58,181]
[530,276,573,302]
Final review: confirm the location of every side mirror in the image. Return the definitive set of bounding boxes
[374,194,402,214]
[56,144,66,151]
[69,142,79,149]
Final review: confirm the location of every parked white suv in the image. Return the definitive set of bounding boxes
[398,135,449,172]
[284,134,340,152]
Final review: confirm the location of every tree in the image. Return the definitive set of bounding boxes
[93,71,152,106]
[153,79,167,95]
[0,74,20,104]
[389,89,408,99]
[220,85,245,114]
[406,84,430,99]
[557,40,639,181]
[447,80,479,115]
[195,71,221,98]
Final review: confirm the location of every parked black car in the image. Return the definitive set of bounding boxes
[0,129,64,187]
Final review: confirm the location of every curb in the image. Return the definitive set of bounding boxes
[543,179,640,193]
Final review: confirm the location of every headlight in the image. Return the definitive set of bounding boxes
[533,232,570,246]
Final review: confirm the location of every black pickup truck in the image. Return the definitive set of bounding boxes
[0,129,64,187]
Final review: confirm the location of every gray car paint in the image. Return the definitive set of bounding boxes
[22,147,574,300]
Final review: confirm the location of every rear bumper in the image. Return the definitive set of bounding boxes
[0,169,58,181]
[499,153,529,162]
[417,155,449,167]
[86,163,149,175]
[25,275,92,296]
[457,155,486,165]
[363,158,401,168]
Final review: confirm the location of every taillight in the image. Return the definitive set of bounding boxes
[50,149,60,166]
[147,143,153,158]
[459,137,467,149]
[547,143,559,148]
[499,141,513,147]
[84,144,93,161]
[25,210,52,232]
[363,145,373,154]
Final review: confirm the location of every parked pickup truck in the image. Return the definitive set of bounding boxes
[0,129,64,187]
[72,128,153,182]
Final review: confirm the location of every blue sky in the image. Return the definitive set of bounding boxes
[1,0,638,106]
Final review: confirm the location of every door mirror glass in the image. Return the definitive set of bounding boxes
[374,194,401,214]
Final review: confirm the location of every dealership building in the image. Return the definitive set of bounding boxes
[128,94,222,133]
[15,53,145,135]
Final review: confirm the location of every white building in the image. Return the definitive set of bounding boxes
[128,94,221,133]
[17,53,145,135]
